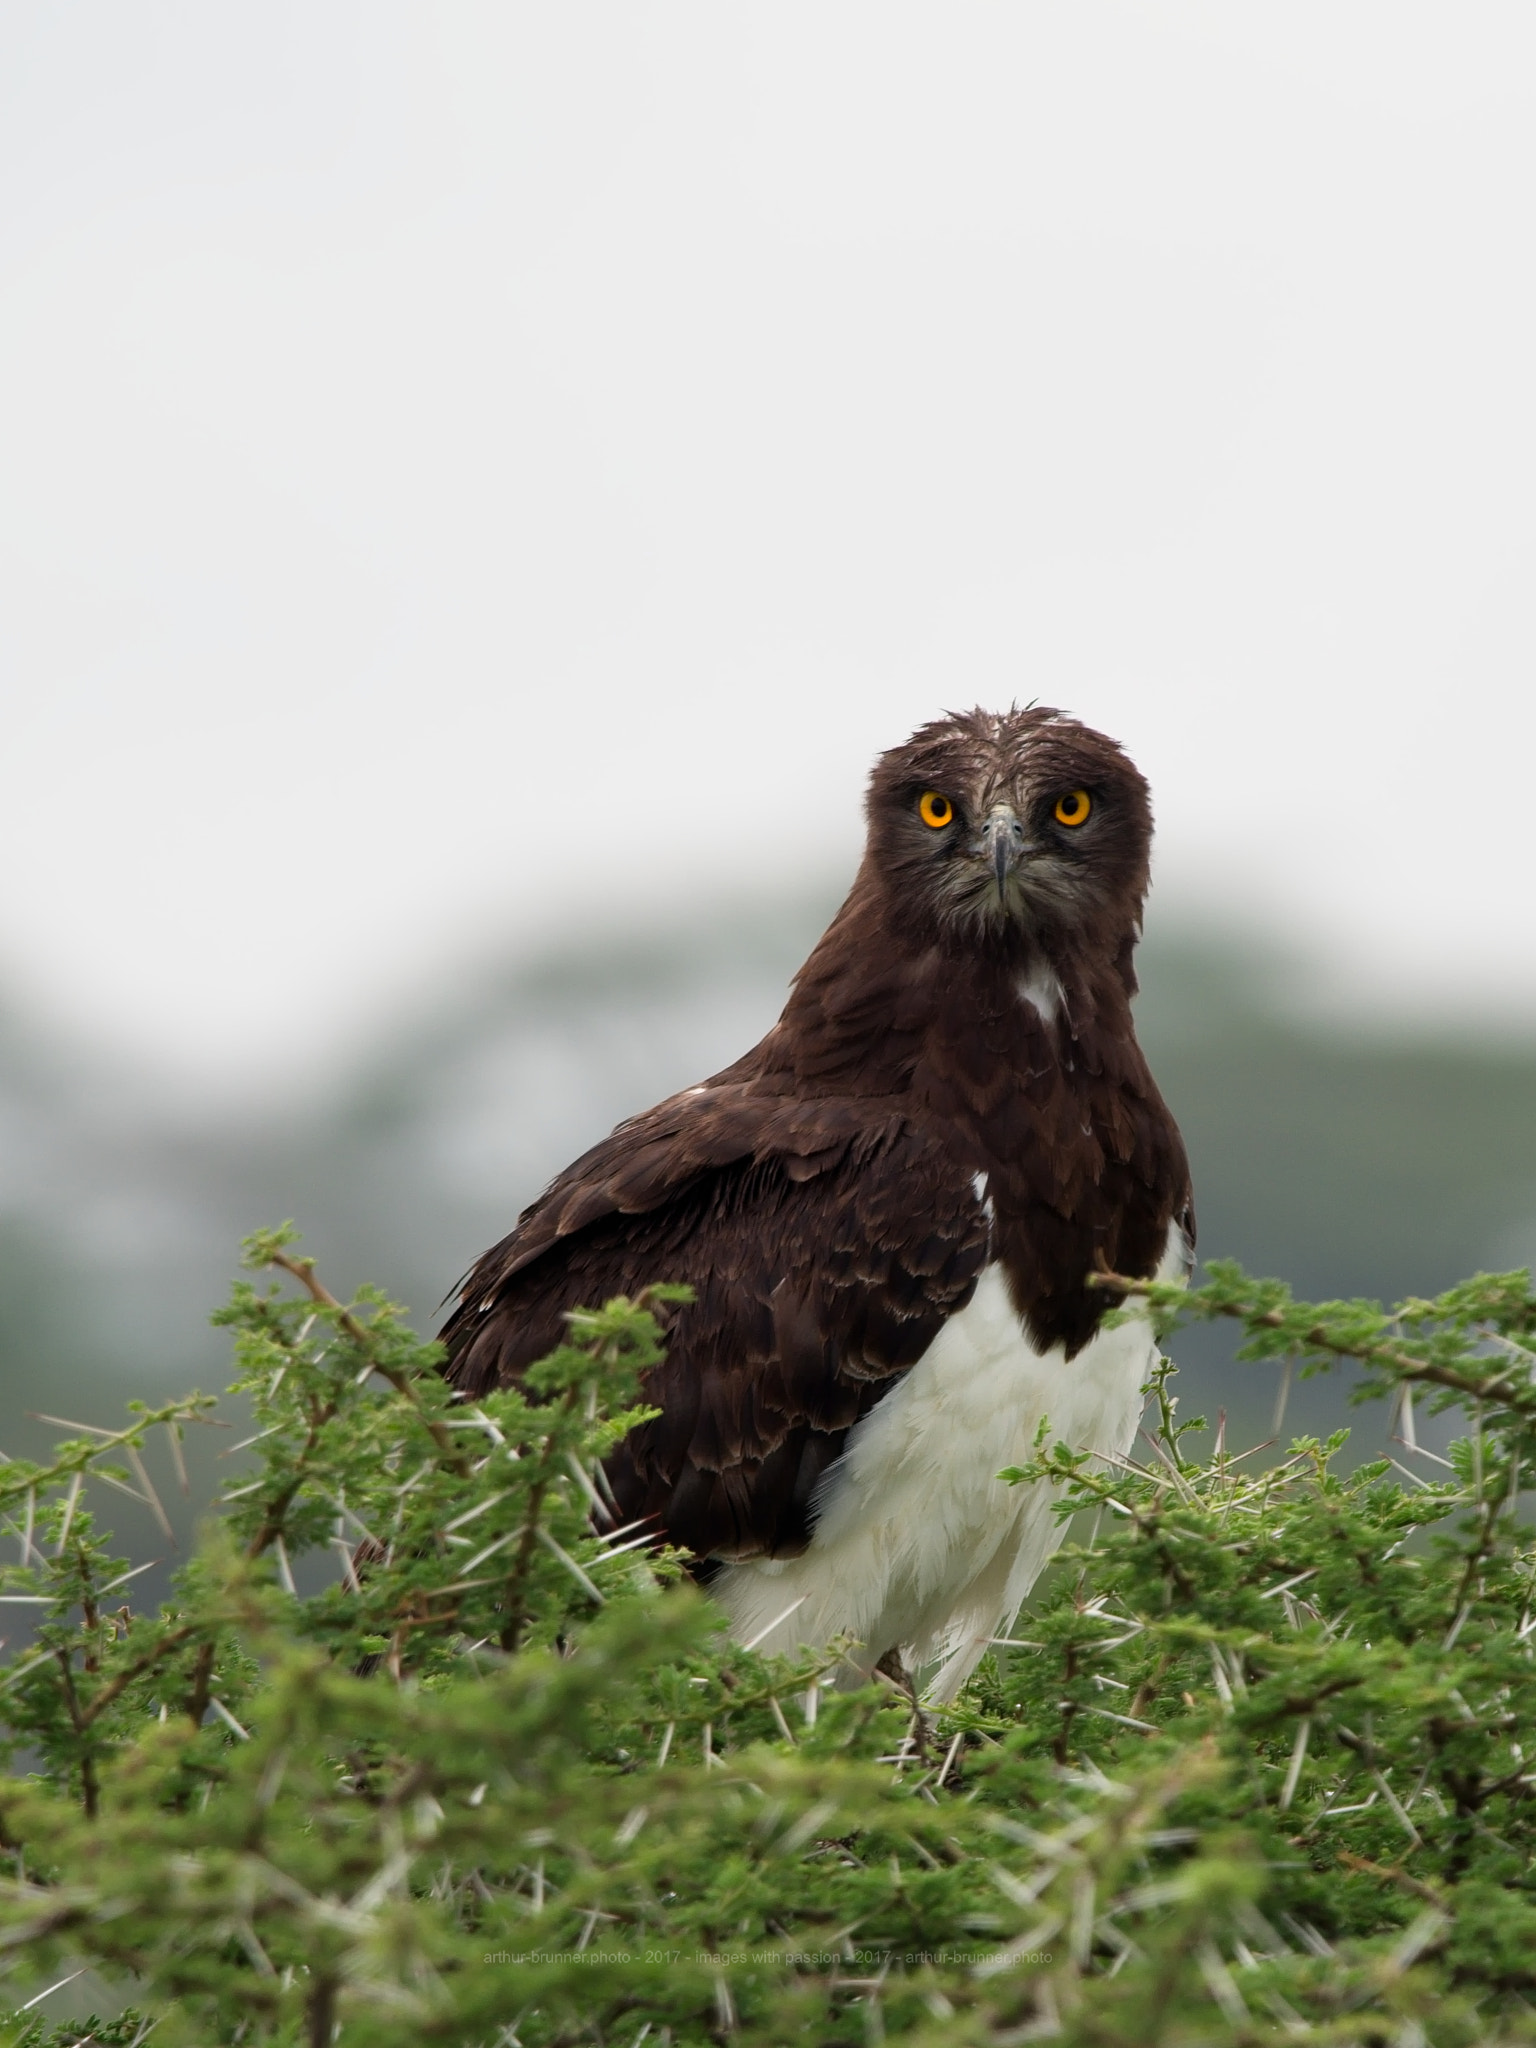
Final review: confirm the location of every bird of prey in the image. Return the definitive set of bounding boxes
[443,708,1193,1699]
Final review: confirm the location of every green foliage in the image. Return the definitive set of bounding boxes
[6,1231,1536,2042]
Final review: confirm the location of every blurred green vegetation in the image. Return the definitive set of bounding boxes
[1137,939,1536,1306]
[2,904,1534,1475]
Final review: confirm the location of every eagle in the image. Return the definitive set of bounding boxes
[442,708,1193,1699]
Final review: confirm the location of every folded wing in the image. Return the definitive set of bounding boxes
[441,1085,990,1560]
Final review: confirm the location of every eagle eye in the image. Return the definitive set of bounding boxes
[918,791,954,830]
[1054,789,1091,828]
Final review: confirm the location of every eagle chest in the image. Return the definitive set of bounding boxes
[949,1019,1153,1352]
[708,1057,1177,1689]
[711,1245,1170,1696]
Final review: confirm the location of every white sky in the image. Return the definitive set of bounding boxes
[2,4,1534,1090]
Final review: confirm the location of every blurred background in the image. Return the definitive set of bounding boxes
[3,4,1536,1508]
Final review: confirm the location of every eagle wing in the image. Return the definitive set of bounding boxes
[440,1084,991,1561]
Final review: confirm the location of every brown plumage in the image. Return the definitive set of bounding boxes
[443,707,1192,1681]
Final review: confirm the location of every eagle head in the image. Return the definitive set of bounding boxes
[864,706,1153,952]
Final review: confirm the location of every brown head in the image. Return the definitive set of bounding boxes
[861,706,1153,962]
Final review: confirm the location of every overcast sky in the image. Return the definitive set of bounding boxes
[2,5,1534,1091]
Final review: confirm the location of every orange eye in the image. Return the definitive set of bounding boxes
[918,791,954,829]
[1054,789,1091,827]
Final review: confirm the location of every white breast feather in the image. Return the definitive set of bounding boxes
[713,1221,1189,1702]
[1015,962,1064,1025]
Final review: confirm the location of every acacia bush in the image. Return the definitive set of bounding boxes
[4,1226,1536,2044]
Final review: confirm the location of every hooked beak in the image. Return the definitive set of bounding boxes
[982,806,1027,897]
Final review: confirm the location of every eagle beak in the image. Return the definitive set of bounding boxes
[983,807,1027,897]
